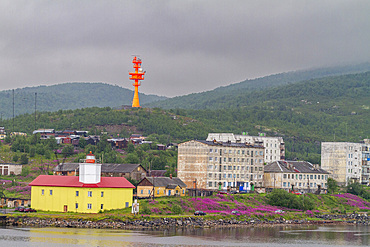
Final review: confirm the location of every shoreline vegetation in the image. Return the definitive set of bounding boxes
[3,192,370,229]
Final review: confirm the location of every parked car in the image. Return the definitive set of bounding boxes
[217,191,229,195]
[15,206,25,212]
[231,210,241,215]
[194,211,206,216]
[24,208,37,213]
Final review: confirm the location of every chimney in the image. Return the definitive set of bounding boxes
[170,174,172,179]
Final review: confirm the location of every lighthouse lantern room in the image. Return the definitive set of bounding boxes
[79,151,102,184]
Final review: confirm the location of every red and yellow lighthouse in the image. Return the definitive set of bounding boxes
[129,57,146,108]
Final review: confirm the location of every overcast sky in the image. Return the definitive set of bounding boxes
[1,1,369,97]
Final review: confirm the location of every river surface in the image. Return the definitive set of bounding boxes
[0,225,369,247]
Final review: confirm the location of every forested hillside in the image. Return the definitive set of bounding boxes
[0,83,167,119]
[146,63,370,109]
[1,72,369,165]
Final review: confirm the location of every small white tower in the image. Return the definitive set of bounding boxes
[79,151,101,184]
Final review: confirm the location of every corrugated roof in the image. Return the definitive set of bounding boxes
[29,175,135,188]
[142,177,187,188]
[265,161,330,174]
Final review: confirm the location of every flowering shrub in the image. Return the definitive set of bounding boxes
[333,193,370,210]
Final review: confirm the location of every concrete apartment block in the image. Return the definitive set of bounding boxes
[321,142,362,186]
[178,140,265,191]
[207,133,285,163]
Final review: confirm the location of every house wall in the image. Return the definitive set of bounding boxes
[31,186,133,213]
[178,141,208,189]
[178,140,265,191]
[264,172,328,192]
[0,164,22,175]
[137,185,186,198]
[321,142,362,185]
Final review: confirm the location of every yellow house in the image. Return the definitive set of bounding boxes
[29,152,135,213]
[137,176,187,198]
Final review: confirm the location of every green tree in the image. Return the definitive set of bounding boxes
[21,165,30,176]
[20,154,28,164]
[13,153,19,162]
[327,178,338,194]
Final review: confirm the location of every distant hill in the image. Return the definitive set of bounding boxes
[0,83,167,119]
[3,72,369,165]
[146,63,370,109]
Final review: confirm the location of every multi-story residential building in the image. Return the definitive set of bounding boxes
[264,160,329,193]
[361,139,370,185]
[207,133,284,163]
[321,142,363,186]
[178,140,265,192]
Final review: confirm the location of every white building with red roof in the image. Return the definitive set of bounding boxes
[29,152,135,213]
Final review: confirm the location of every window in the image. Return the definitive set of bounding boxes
[88,191,92,197]
[288,174,290,179]
[283,182,287,187]
[87,203,92,209]
[299,175,302,179]
[242,150,245,154]
[259,151,263,155]
[148,190,151,195]
[141,190,143,194]
[209,149,213,153]
[242,158,245,162]
[209,173,212,178]
[215,157,218,161]
[101,192,104,197]
[209,157,213,161]
[314,175,317,179]
[209,182,212,187]
[41,189,44,195]
[223,165,226,170]
[157,190,159,195]
[223,174,226,178]
[317,175,320,179]
[283,174,287,179]
[288,182,290,187]
[233,166,236,170]
[228,166,232,170]
[310,175,313,179]
[75,203,78,209]
[125,202,129,208]
[76,191,79,197]
[228,174,232,178]
[101,204,104,210]
[228,158,232,162]
[215,149,218,153]
[259,167,262,171]
[50,190,53,195]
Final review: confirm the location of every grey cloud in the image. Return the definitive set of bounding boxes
[0,0,370,96]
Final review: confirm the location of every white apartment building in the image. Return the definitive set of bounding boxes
[264,160,329,193]
[207,133,285,163]
[321,142,362,186]
[178,140,265,192]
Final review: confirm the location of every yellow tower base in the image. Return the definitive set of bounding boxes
[132,86,140,107]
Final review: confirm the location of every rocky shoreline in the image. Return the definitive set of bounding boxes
[4,214,370,229]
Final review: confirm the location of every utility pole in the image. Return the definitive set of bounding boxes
[12,89,15,133]
[34,92,37,131]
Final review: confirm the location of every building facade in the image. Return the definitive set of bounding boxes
[264,161,329,193]
[321,142,363,186]
[361,139,370,185]
[207,133,285,163]
[178,140,265,191]
[30,153,134,213]
[137,177,187,198]
[0,163,23,175]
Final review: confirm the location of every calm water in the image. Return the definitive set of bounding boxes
[0,225,369,247]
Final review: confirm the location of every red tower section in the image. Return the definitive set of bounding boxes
[129,57,145,107]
